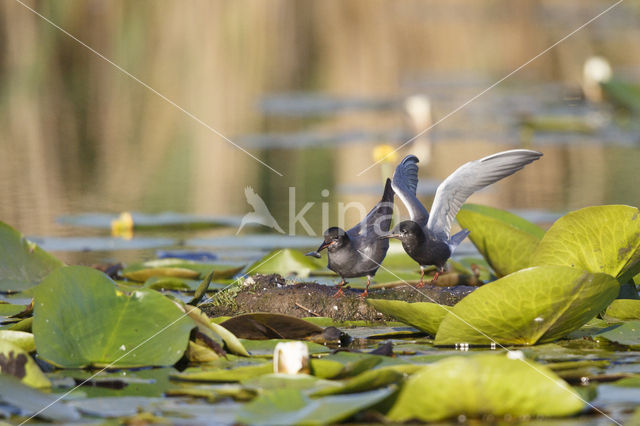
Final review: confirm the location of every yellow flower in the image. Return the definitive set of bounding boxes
[372,144,399,164]
[111,212,134,239]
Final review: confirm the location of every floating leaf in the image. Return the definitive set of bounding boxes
[33,266,194,368]
[0,374,80,421]
[236,387,394,426]
[177,304,249,357]
[173,363,273,382]
[604,300,640,321]
[367,299,449,335]
[435,266,619,346]
[457,204,543,276]
[122,267,200,282]
[531,205,640,278]
[242,373,340,393]
[310,352,385,379]
[387,354,584,421]
[247,249,321,277]
[595,320,640,347]
[312,366,404,396]
[220,313,324,340]
[0,302,28,317]
[0,221,64,292]
[601,80,640,116]
[122,258,244,281]
[0,330,35,352]
[0,340,49,388]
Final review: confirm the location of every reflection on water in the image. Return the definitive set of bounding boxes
[1,1,639,264]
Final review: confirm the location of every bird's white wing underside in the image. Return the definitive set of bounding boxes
[427,149,542,240]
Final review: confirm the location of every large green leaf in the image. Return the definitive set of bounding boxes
[387,354,584,421]
[0,340,50,388]
[247,249,321,277]
[604,299,640,321]
[367,299,449,335]
[435,266,619,346]
[32,266,194,368]
[457,204,544,276]
[0,221,64,292]
[595,320,640,348]
[531,205,640,278]
[236,387,394,425]
[0,330,35,352]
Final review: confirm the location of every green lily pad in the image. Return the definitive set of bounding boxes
[435,266,619,346]
[387,354,584,421]
[0,302,27,317]
[241,374,340,393]
[32,266,194,368]
[310,352,386,379]
[247,249,321,277]
[220,313,324,340]
[0,340,50,388]
[311,366,404,396]
[0,330,35,352]
[595,320,640,347]
[604,299,640,321]
[367,299,449,335]
[531,205,640,278]
[0,373,80,421]
[172,362,273,382]
[457,204,544,276]
[602,80,640,115]
[236,387,395,426]
[240,339,330,357]
[122,267,200,282]
[0,221,64,292]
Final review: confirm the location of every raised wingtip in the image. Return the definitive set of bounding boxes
[400,154,420,165]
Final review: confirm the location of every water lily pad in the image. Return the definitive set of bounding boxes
[236,387,394,426]
[456,204,543,276]
[367,299,449,335]
[33,266,194,368]
[121,267,200,282]
[0,340,49,388]
[247,249,321,277]
[220,313,324,340]
[531,205,640,278]
[435,266,619,346]
[0,302,27,317]
[122,258,244,282]
[0,374,80,421]
[242,374,340,393]
[0,330,35,352]
[0,221,64,292]
[172,363,273,382]
[387,354,584,421]
[595,320,640,348]
[311,366,404,396]
[604,300,640,321]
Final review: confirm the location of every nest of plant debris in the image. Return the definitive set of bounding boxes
[201,274,476,322]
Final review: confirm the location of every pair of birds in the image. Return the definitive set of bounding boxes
[306,149,543,297]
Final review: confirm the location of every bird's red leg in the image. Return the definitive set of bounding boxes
[416,266,426,288]
[333,278,346,298]
[361,276,371,298]
[430,267,443,284]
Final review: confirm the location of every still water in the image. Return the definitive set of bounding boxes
[0,1,639,266]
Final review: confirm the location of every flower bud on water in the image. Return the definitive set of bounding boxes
[273,341,309,374]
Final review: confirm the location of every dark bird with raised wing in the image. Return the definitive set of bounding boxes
[385,150,543,286]
[305,179,394,297]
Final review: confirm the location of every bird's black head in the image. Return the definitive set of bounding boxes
[316,226,349,252]
[383,220,424,243]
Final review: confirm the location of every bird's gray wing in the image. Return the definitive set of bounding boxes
[427,149,543,240]
[391,155,429,227]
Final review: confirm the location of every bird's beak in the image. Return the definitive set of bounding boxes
[305,240,330,257]
[379,233,401,240]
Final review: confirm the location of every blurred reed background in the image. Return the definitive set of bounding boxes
[1,0,640,238]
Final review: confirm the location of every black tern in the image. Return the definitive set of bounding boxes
[305,178,394,297]
[384,150,543,286]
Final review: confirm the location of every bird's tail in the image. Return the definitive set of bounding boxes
[381,178,394,204]
[448,228,470,255]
